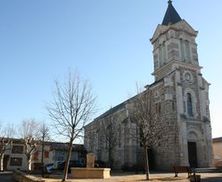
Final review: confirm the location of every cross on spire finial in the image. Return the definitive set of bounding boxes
[168,0,172,4]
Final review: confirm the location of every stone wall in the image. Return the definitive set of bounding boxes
[13,170,45,182]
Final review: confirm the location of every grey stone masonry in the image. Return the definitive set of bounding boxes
[84,2,212,170]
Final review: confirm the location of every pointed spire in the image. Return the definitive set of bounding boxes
[162,0,182,25]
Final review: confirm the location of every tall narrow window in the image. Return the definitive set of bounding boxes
[172,101,175,111]
[159,45,163,66]
[44,151,49,158]
[118,126,121,148]
[154,54,159,69]
[163,42,166,63]
[180,39,185,61]
[185,40,191,60]
[187,93,193,116]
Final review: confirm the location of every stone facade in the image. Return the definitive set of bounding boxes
[84,2,212,170]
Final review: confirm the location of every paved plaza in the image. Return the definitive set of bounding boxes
[1,171,222,182]
[43,172,222,182]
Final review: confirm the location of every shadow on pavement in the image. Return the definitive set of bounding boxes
[202,177,222,182]
[0,172,14,182]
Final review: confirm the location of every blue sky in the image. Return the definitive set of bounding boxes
[0,0,221,139]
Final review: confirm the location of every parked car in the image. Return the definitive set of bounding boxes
[53,161,64,169]
[57,160,85,172]
[44,163,54,174]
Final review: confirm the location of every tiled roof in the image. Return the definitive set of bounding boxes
[48,142,85,151]
[213,137,222,142]
[87,80,164,124]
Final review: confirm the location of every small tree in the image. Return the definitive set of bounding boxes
[100,115,118,168]
[38,122,50,177]
[19,119,39,171]
[0,124,15,171]
[129,88,163,180]
[47,71,96,181]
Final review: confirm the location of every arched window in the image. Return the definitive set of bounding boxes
[185,40,191,60]
[180,39,185,61]
[187,93,193,116]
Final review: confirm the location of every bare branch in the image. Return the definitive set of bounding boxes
[127,85,165,180]
[18,119,39,171]
[47,70,96,181]
[0,124,14,171]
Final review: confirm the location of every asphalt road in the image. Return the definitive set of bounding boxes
[0,172,14,182]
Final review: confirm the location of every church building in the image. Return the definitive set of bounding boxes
[84,1,212,170]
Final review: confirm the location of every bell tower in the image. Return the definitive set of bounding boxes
[151,0,200,81]
[150,1,212,167]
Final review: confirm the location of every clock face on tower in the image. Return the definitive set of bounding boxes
[184,71,193,83]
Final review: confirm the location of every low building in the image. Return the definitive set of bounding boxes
[213,137,222,168]
[50,142,86,163]
[2,138,86,171]
[31,143,53,171]
[3,138,27,171]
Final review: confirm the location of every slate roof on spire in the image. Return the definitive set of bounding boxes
[162,0,182,25]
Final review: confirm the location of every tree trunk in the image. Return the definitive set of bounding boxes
[27,157,32,172]
[62,139,73,182]
[41,141,45,177]
[0,153,4,171]
[144,146,150,180]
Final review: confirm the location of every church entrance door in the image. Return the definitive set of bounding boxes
[188,142,197,167]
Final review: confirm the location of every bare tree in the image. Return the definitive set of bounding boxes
[99,115,118,168]
[19,119,39,171]
[0,124,15,171]
[20,119,39,139]
[47,71,96,181]
[37,122,50,177]
[129,88,163,180]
